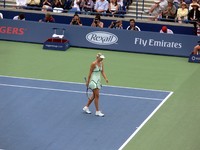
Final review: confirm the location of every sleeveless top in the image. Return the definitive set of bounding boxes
[110,3,117,11]
[89,64,102,90]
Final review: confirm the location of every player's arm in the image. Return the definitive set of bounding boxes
[101,62,108,83]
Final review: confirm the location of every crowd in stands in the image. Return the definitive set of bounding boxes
[147,0,200,22]
[70,13,140,30]
[146,0,200,35]
[1,0,200,23]
[0,9,142,32]
[1,0,200,35]
[10,0,131,16]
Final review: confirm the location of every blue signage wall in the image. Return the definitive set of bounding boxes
[0,19,199,57]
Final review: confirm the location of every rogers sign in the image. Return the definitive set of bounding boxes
[86,31,118,45]
[0,26,25,35]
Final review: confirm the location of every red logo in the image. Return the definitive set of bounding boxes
[0,26,25,35]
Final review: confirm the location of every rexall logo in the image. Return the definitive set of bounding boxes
[86,31,118,45]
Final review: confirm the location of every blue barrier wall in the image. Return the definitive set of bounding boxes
[0,9,196,35]
[0,19,198,57]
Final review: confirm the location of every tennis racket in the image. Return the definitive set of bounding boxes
[84,77,94,100]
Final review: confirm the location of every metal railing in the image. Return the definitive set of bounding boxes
[134,0,146,19]
[3,0,6,8]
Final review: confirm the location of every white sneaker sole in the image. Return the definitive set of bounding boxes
[95,114,105,117]
[83,108,91,114]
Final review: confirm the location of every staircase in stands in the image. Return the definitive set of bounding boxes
[125,0,154,19]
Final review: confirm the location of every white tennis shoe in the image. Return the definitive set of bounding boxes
[83,106,91,114]
[95,111,104,117]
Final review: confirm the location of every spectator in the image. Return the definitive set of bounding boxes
[109,20,123,29]
[0,13,3,19]
[188,2,200,34]
[188,2,200,22]
[192,42,200,54]
[148,0,162,21]
[70,14,82,26]
[71,0,81,12]
[160,25,174,33]
[91,14,104,28]
[16,0,27,8]
[39,13,55,22]
[159,0,168,11]
[146,0,167,20]
[26,0,41,10]
[13,13,25,20]
[42,0,53,12]
[162,0,177,22]
[173,0,181,9]
[63,0,73,10]
[126,19,140,31]
[189,0,199,10]
[117,0,123,8]
[94,0,109,14]
[53,0,64,13]
[185,0,193,5]
[176,2,188,23]
[81,0,94,13]
[108,0,119,16]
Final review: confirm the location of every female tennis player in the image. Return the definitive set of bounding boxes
[83,53,108,117]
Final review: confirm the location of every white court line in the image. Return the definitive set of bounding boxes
[0,83,164,101]
[118,91,173,150]
[0,75,172,93]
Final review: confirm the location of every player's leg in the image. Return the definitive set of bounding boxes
[93,89,104,117]
[83,81,95,114]
[83,94,94,114]
[86,94,94,107]
[93,89,100,111]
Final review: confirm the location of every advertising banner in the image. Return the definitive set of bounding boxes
[0,19,199,57]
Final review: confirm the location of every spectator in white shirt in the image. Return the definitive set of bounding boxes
[148,0,162,21]
[159,0,168,11]
[72,0,81,11]
[94,0,109,14]
[126,19,141,31]
[160,25,174,34]
[13,13,25,20]
[0,13,3,19]
[16,0,27,8]
[117,0,123,7]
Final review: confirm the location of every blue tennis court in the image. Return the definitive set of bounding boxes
[0,76,173,150]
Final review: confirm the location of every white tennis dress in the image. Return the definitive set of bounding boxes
[89,64,102,90]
